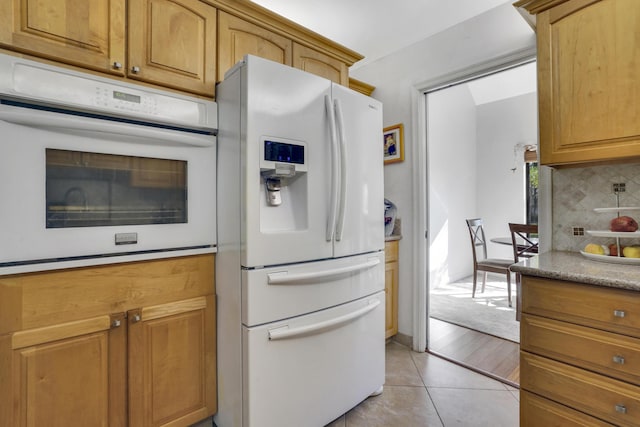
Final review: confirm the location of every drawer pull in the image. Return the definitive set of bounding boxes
[613,355,626,365]
[615,404,627,414]
[614,310,626,318]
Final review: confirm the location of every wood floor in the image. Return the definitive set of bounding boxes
[428,317,520,387]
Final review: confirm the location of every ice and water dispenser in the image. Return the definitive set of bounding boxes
[260,137,308,231]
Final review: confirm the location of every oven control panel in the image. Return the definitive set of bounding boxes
[95,87,158,115]
[0,53,217,131]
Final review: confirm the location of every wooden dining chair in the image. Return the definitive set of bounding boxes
[509,223,539,320]
[465,218,514,307]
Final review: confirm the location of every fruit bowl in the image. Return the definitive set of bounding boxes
[580,251,640,265]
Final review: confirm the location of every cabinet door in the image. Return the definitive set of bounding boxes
[128,0,217,96]
[128,296,216,427]
[0,0,125,75]
[217,11,292,81]
[521,351,640,426]
[385,260,399,338]
[8,314,126,427]
[537,0,640,165]
[384,241,399,339]
[293,43,348,86]
[521,391,615,427]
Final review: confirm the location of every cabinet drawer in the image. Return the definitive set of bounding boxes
[522,276,640,337]
[385,241,398,263]
[521,391,615,427]
[522,314,640,385]
[521,352,640,427]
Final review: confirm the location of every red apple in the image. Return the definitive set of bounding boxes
[610,216,639,232]
[609,243,625,256]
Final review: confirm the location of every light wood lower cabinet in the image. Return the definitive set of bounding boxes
[520,276,640,426]
[8,314,124,427]
[0,254,216,427]
[521,390,615,427]
[384,240,399,339]
[129,296,216,427]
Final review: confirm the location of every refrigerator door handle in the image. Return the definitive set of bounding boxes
[325,95,339,242]
[268,299,381,340]
[333,98,348,241]
[267,258,381,284]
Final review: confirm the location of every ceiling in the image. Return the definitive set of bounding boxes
[467,61,537,105]
[249,0,517,69]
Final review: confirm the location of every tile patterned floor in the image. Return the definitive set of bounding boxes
[325,341,520,427]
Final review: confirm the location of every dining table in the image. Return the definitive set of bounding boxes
[490,236,539,254]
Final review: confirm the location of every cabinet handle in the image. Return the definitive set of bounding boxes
[615,404,627,414]
[132,314,141,323]
[112,61,122,70]
[614,310,626,318]
[613,355,626,365]
[111,319,121,328]
[131,66,140,74]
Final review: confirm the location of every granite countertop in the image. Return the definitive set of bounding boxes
[511,251,640,292]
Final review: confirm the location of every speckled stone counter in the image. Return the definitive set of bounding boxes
[511,251,640,291]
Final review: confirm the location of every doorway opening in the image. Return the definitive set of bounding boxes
[424,60,537,386]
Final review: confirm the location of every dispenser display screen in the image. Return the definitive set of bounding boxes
[264,140,304,164]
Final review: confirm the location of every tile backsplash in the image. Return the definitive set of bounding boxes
[552,162,640,252]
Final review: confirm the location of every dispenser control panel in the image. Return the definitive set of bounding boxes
[260,137,308,173]
[264,140,305,164]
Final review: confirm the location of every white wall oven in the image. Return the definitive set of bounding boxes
[0,54,217,272]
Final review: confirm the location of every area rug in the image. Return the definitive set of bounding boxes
[429,275,520,343]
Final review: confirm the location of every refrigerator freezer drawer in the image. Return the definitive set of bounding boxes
[242,291,385,427]
[242,252,384,326]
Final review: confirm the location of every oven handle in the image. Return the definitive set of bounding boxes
[0,106,215,147]
[268,299,381,341]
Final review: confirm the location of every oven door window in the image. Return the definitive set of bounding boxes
[46,149,187,228]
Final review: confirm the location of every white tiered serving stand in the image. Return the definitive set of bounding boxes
[581,207,640,265]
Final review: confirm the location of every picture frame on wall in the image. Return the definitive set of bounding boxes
[383,123,404,165]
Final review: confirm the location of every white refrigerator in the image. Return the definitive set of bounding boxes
[215,55,385,427]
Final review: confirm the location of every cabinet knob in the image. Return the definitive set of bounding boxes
[132,313,141,322]
[615,404,627,414]
[111,319,121,328]
[112,61,122,70]
[131,66,140,74]
[613,355,626,365]
[614,309,626,318]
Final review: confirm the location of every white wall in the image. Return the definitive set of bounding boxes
[427,85,477,288]
[427,89,537,294]
[350,3,535,339]
[477,92,538,260]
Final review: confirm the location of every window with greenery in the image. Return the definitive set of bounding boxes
[526,162,538,225]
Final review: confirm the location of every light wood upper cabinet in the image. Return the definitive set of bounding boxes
[217,11,292,80]
[0,0,126,75]
[0,0,362,96]
[293,42,348,86]
[128,0,217,96]
[521,0,640,166]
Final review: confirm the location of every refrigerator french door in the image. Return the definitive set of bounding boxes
[216,55,384,427]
